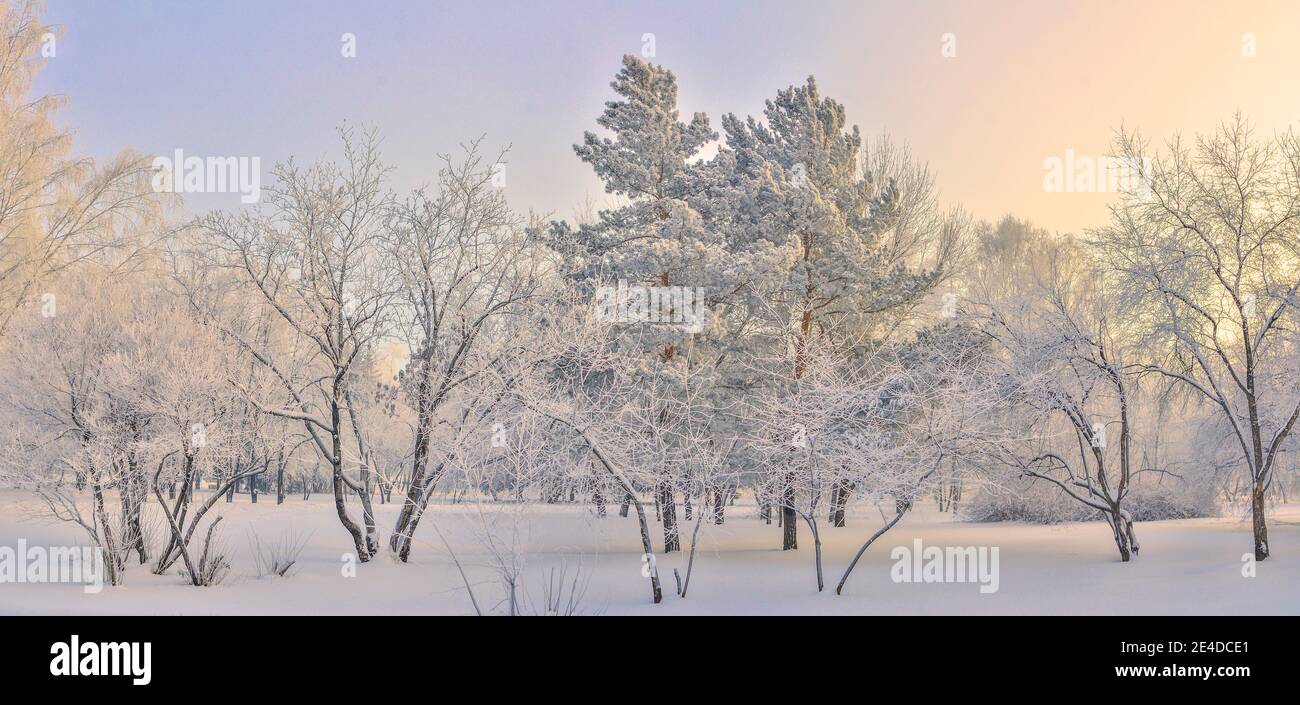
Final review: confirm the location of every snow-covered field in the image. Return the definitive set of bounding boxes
[1,489,1296,615]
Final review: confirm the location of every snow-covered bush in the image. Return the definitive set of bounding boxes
[1124,481,1217,522]
[962,481,1095,524]
[964,477,1217,524]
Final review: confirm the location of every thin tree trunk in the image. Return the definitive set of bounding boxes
[797,511,823,591]
[90,472,123,586]
[583,437,661,604]
[118,455,148,565]
[680,499,709,598]
[836,500,910,595]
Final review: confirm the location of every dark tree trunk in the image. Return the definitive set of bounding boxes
[154,451,198,574]
[829,479,850,527]
[659,483,680,552]
[389,356,436,560]
[713,487,725,524]
[120,449,148,565]
[593,484,606,518]
[1105,510,1138,562]
[619,492,631,518]
[1252,480,1270,560]
[90,473,123,586]
[328,394,370,563]
[781,474,797,550]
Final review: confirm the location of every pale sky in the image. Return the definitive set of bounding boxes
[37,0,1300,234]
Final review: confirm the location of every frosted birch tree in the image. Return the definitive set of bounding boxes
[198,125,396,562]
[383,139,539,561]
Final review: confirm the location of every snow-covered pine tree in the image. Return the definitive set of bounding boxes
[716,77,956,548]
[540,55,728,553]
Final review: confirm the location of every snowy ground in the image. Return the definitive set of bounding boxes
[1,489,1296,615]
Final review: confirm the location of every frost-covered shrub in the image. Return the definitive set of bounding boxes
[1125,480,1217,521]
[964,477,1217,524]
[962,482,1094,524]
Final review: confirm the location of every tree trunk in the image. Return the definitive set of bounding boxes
[781,474,797,550]
[357,459,378,557]
[797,511,823,591]
[592,483,606,518]
[119,457,148,565]
[1252,479,1270,560]
[154,452,197,574]
[659,483,680,553]
[1125,515,1140,557]
[90,472,123,586]
[389,357,436,560]
[712,487,725,524]
[619,492,631,518]
[829,479,850,527]
[583,437,662,603]
[1106,511,1133,562]
[329,394,370,563]
[836,499,912,595]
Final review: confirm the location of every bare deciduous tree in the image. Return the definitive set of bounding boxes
[1093,114,1300,560]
